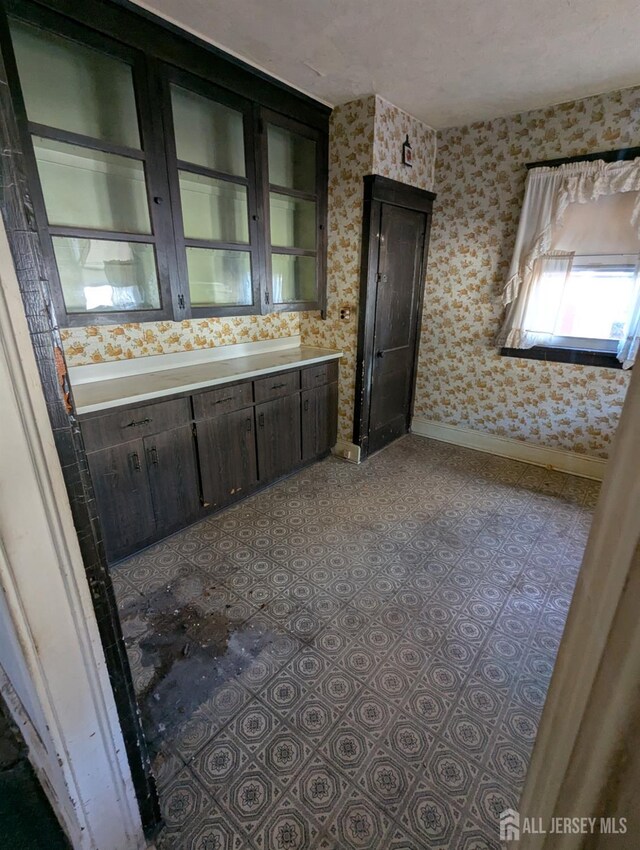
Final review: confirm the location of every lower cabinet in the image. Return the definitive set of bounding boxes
[87,439,156,561]
[302,382,338,461]
[82,360,339,562]
[144,425,200,532]
[196,407,258,509]
[87,424,199,562]
[256,394,302,483]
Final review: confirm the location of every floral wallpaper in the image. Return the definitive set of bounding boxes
[413,86,638,459]
[61,313,301,364]
[372,96,437,190]
[301,96,437,441]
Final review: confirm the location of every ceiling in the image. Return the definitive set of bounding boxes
[132,0,640,128]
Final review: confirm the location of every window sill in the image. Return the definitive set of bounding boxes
[500,346,624,369]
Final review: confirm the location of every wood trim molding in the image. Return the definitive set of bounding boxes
[0,219,145,849]
[410,417,607,481]
[0,16,160,834]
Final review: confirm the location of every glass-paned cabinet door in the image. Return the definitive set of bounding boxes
[167,76,260,316]
[264,113,326,310]
[8,15,176,324]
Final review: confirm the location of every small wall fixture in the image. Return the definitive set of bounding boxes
[402,134,413,167]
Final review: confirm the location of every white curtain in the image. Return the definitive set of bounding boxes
[617,258,640,368]
[498,157,640,366]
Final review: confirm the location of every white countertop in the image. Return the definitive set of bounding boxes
[72,345,342,415]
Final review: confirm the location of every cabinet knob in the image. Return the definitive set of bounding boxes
[258,412,265,427]
[153,196,163,205]
[128,451,141,471]
[246,417,252,432]
[303,399,309,411]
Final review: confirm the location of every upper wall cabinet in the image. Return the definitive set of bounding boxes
[262,112,327,312]
[2,0,329,326]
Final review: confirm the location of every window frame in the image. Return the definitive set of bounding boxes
[3,4,183,327]
[500,146,640,370]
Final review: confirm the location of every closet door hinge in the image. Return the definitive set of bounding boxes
[177,293,186,309]
[265,291,270,305]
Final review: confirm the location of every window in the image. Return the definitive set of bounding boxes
[543,254,638,352]
[500,157,640,368]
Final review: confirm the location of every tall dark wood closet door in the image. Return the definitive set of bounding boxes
[368,204,426,454]
[355,176,434,460]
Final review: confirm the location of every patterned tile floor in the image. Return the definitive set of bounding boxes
[112,436,599,850]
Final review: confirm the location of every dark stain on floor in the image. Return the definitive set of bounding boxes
[119,584,274,755]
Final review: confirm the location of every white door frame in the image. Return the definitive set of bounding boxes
[0,220,146,849]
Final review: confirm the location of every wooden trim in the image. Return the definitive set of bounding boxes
[501,345,624,369]
[362,174,436,211]
[526,146,640,170]
[353,175,436,459]
[0,9,161,835]
[411,417,607,481]
[28,121,147,160]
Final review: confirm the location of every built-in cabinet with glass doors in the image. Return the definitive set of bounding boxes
[3,1,329,326]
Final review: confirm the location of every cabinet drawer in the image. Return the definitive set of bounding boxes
[301,360,338,389]
[193,381,253,420]
[81,397,191,452]
[253,369,300,403]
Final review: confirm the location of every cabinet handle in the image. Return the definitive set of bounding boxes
[303,399,309,411]
[215,396,234,404]
[271,382,287,389]
[125,417,151,428]
[246,417,252,432]
[148,446,159,465]
[258,413,265,427]
[129,451,141,471]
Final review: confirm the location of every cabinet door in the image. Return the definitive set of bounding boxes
[256,395,301,482]
[197,408,258,509]
[144,425,200,532]
[87,439,156,562]
[301,382,338,461]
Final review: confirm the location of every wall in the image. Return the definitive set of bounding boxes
[61,313,301,364]
[413,87,638,459]
[301,95,437,441]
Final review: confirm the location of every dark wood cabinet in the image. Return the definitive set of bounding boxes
[196,407,258,509]
[256,394,302,483]
[302,382,338,461]
[144,425,200,532]
[87,439,156,562]
[2,0,329,325]
[81,360,339,561]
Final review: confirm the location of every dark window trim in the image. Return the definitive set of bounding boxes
[526,146,640,169]
[501,346,625,369]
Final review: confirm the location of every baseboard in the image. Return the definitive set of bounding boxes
[332,440,361,464]
[410,417,607,481]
